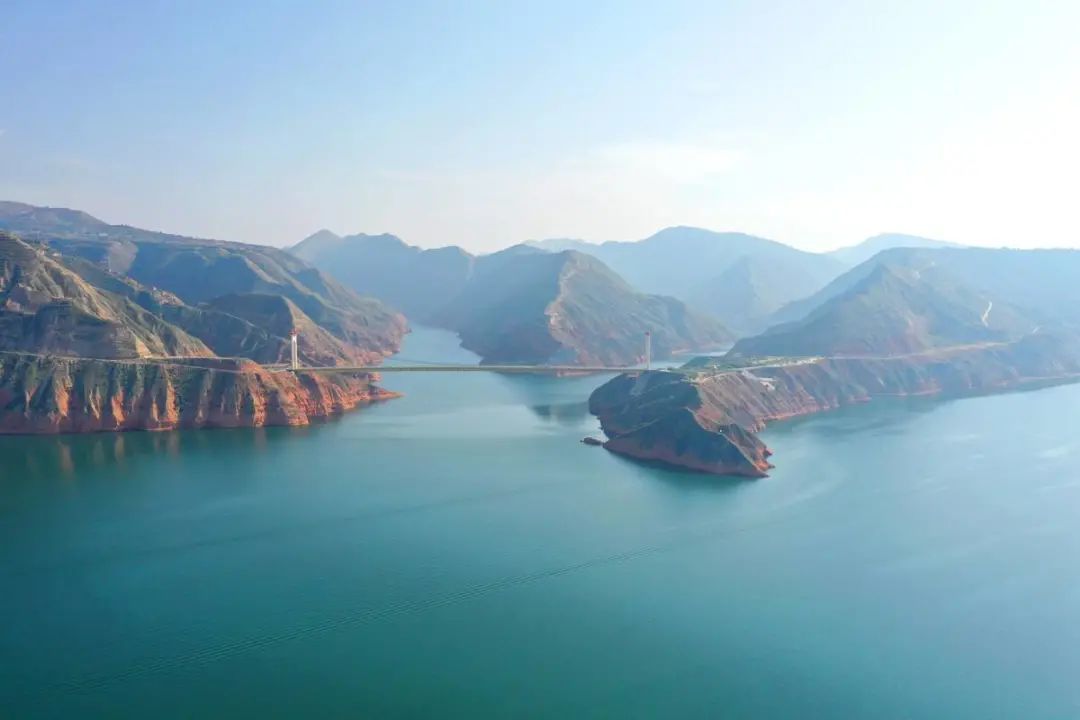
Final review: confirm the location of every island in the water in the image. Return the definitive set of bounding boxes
[589,247,1080,477]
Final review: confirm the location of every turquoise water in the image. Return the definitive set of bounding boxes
[3,326,1080,718]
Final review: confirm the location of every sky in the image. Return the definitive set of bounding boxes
[1,0,1079,252]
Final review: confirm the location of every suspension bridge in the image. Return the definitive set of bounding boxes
[282,330,653,375]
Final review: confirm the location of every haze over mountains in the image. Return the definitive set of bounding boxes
[2,202,738,371]
[292,230,474,322]
[438,247,729,365]
[529,228,846,335]
[295,224,966,356]
[294,230,730,365]
[528,228,966,335]
[825,233,957,266]
[730,259,1035,358]
[11,198,1077,373]
[770,245,1080,332]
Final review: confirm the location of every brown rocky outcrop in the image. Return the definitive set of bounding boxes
[0,354,396,434]
[590,332,1080,477]
[0,229,407,435]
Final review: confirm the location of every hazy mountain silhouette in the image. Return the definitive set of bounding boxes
[530,227,845,334]
[294,234,731,365]
[827,233,958,266]
[732,257,1035,358]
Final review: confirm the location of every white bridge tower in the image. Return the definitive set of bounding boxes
[290,329,300,371]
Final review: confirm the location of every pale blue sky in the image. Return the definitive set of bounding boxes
[2,1,1078,251]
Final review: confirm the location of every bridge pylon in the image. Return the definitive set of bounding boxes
[290,329,299,371]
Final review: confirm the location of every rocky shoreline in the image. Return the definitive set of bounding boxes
[0,353,396,434]
[589,333,1080,477]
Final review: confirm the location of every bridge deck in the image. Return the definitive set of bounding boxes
[291,365,639,374]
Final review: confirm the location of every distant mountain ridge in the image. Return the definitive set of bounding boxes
[731,258,1036,358]
[438,247,731,365]
[768,245,1080,332]
[293,230,475,321]
[826,233,957,267]
[293,232,731,365]
[528,228,977,335]
[529,227,845,335]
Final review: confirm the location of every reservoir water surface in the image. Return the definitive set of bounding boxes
[3,326,1080,718]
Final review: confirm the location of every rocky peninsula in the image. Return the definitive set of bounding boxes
[589,333,1080,477]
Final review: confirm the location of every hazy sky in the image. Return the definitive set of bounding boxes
[2,1,1078,251]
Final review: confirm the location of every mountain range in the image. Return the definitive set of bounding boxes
[294,224,987,364]
[825,232,956,266]
[769,245,1080,332]
[294,232,731,366]
[528,228,964,335]
[730,258,1036,358]
[529,227,846,335]
[0,201,407,364]
[292,230,475,321]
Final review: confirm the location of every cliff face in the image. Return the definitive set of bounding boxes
[590,333,1080,477]
[0,354,396,434]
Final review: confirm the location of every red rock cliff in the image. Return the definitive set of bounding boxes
[589,333,1080,478]
[0,353,397,434]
